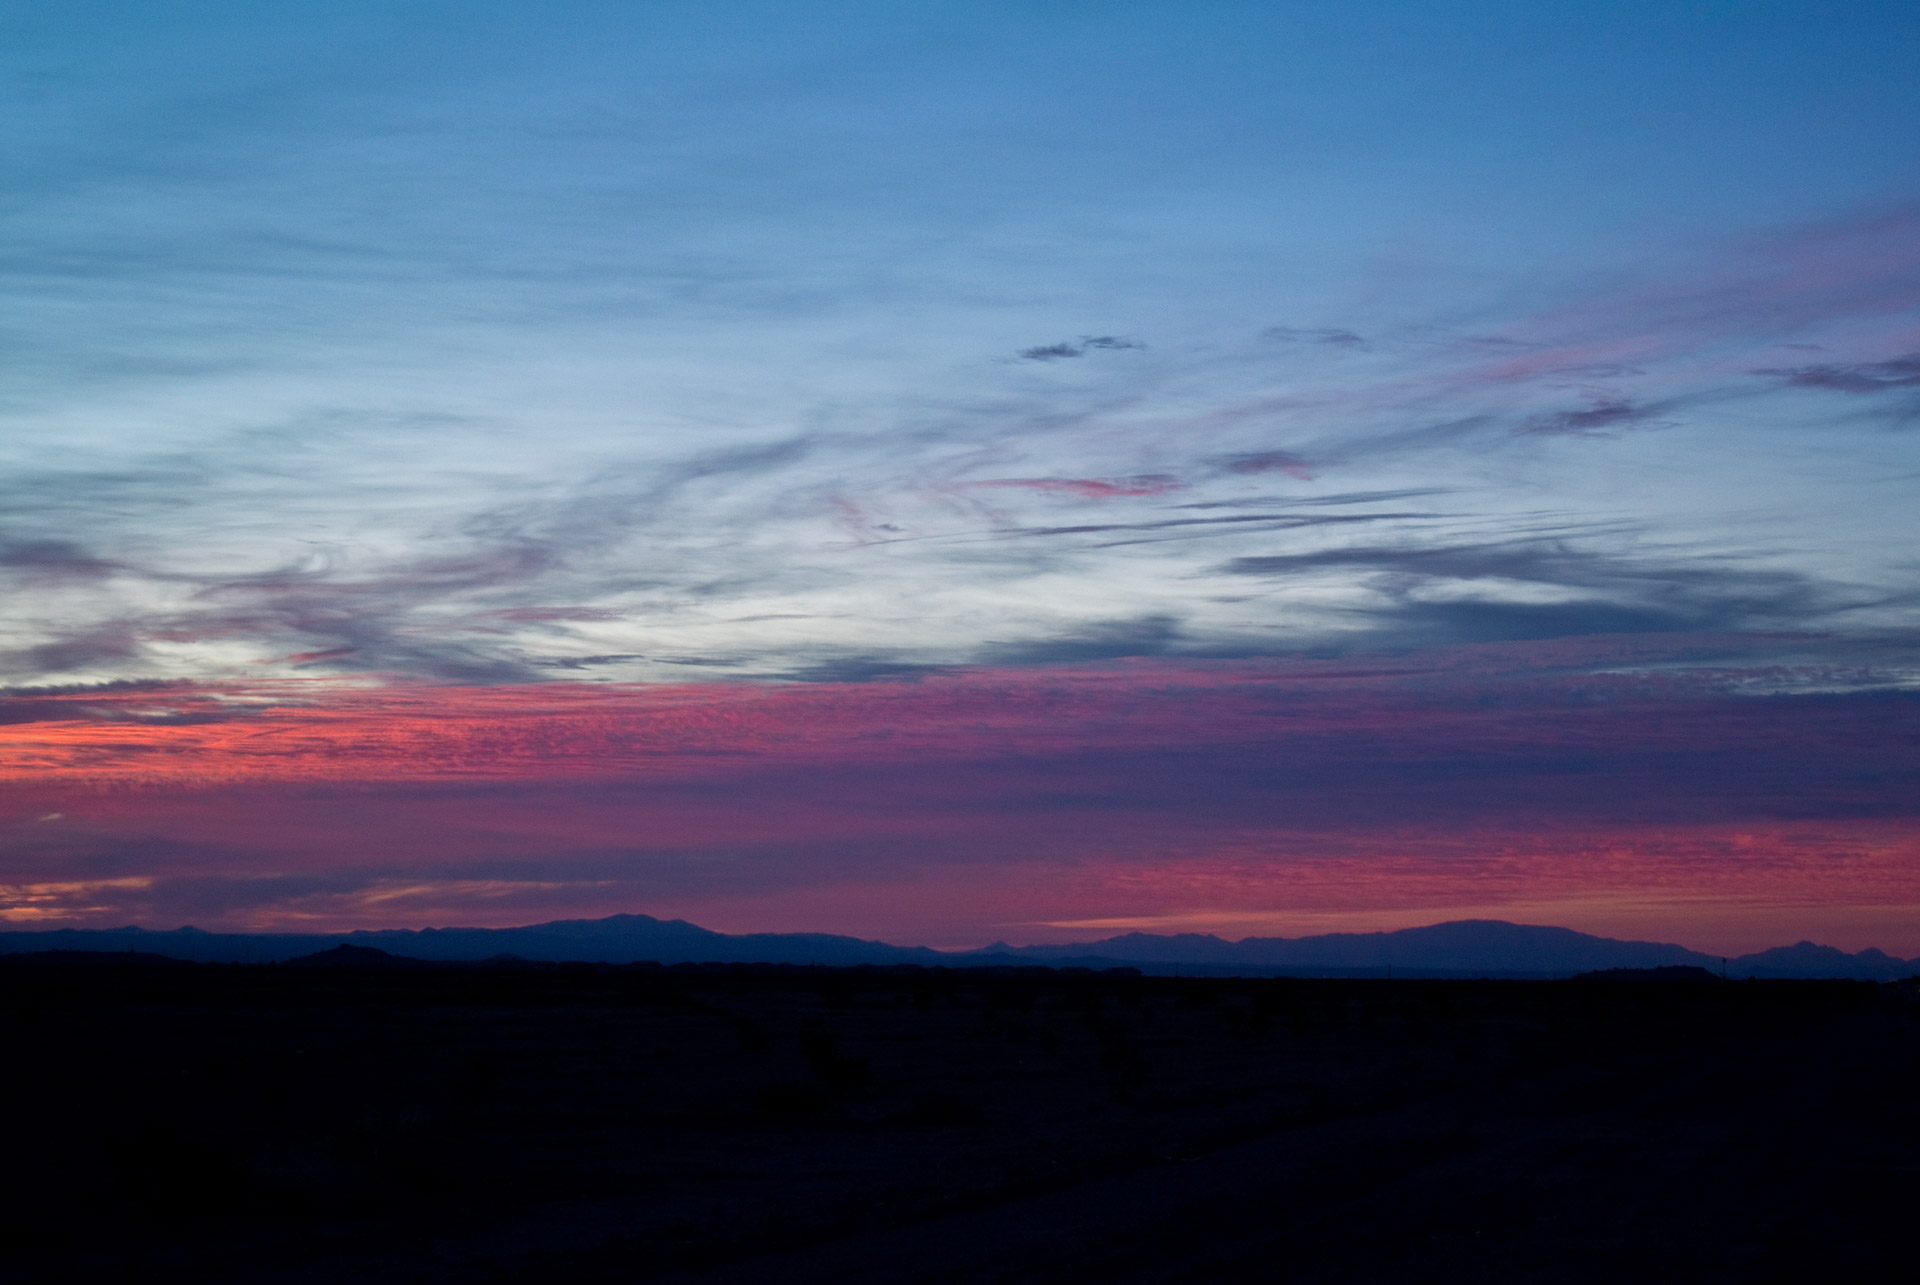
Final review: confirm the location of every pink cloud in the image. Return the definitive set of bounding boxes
[3,640,1915,948]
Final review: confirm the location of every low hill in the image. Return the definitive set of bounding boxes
[2,915,1913,979]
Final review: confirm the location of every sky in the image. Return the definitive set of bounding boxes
[3,1,1918,953]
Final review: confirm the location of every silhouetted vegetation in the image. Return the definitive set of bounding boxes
[2,954,1915,1282]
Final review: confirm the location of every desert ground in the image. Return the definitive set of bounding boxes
[3,953,1915,1282]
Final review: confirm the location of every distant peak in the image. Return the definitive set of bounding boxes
[286,943,427,968]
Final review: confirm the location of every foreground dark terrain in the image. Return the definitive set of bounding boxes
[3,953,1916,1283]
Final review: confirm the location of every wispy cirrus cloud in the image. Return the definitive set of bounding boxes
[1517,396,1668,437]
[1015,336,1144,361]
[1221,451,1316,479]
[1755,352,1920,393]
[1265,326,1365,348]
[1221,532,1841,643]
[963,475,1184,499]
[2,62,1918,689]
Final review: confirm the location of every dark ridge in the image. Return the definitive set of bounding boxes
[0,949,195,968]
[4,915,1915,978]
[1570,965,1725,983]
[284,943,430,969]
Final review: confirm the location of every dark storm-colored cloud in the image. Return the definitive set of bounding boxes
[1755,352,1920,393]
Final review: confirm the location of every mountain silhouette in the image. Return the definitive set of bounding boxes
[285,944,429,968]
[1572,965,1725,983]
[984,920,1710,974]
[1728,941,1918,981]
[1,915,1913,978]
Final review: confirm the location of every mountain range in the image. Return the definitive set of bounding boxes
[3,914,1916,980]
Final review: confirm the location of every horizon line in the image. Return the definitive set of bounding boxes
[0,912,1905,963]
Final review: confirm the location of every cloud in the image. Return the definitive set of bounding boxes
[1755,352,1920,393]
[1005,510,1420,545]
[2,193,1915,689]
[1221,451,1315,479]
[278,647,358,665]
[0,683,262,727]
[2,652,1916,941]
[1221,536,1827,642]
[19,630,146,677]
[1016,336,1143,361]
[0,540,121,585]
[965,475,1184,499]
[486,607,629,623]
[777,657,953,683]
[1458,346,1646,386]
[532,653,648,669]
[1,678,188,698]
[0,876,157,922]
[1517,397,1665,437]
[1380,598,1700,643]
[1489,205,1920,375]
[1264,327,1364,347]
[0,700,103,726]
[1176,489,1455,510]
[977,614,1185,665]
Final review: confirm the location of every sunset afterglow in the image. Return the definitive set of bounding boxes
[5,3,1918,956]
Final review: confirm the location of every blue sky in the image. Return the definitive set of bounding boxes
[5,0,1917,686]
